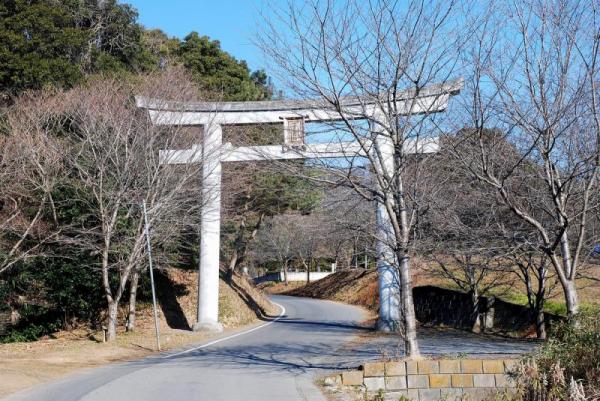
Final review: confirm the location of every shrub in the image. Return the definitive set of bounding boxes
[499,309,600,401]
[535,309,600,391]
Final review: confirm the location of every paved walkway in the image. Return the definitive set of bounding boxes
[343,327,538,364]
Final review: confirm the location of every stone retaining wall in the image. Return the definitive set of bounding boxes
[333,359,517,401]
[414,286,561,336]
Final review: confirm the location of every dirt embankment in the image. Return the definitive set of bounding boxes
[0,269,275,399]
[276,269,380,312]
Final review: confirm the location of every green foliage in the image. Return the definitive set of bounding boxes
[0,0,87,92]
[494,290,568,316]
[37,257,105,324]
[374,389,385,401]
[0,0,158,95]
[81,0,157,74]
[1,321,57,343]
[247,172,321,216]
[178,32,271,101]
[1,179,105,342]
[0,253,105,342]
[142,29,180,67]
[0,1,272,100]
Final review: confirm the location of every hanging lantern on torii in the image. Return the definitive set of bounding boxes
[282,116,306,149]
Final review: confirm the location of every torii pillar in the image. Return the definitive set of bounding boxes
[136,78,462,332]
[196,123,224,331]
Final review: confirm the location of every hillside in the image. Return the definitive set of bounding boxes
[278,269,380,312]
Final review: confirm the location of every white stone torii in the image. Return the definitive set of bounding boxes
[136,79,462,332]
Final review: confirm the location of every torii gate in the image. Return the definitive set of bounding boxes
[136,79,462,332]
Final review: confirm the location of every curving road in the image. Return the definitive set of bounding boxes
[4,296,369,401]
[4,295,537,401]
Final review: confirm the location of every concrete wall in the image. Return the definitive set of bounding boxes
[253,271,333,283]
[282,272,332,282]
[333,358,517,401]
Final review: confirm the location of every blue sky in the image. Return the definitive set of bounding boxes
[126,0,268,72]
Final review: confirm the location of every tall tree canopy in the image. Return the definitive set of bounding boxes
[0,1,270,101]
[0,0,158,94]
[178,32,271,101]
[0,0,87,93]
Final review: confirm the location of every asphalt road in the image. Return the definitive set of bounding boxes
[5,295,537,401]
[4,296,369,401]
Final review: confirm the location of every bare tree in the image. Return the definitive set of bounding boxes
[421,151,513,332]
[254,215,297,283]
[289,213,327,283]
[506,242,558,339]
[220,153,318,283]
[0,92,64,275]
[320,185,376,270]
[453,0,600,319]
[260,0,468,357]
[46,71,206,340]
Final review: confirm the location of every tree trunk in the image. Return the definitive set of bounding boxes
[470,288,481,333]
[557,230,580,319]
[535,307,546,340]
[101,241,119,341]
[226,213,264,284]
[106,301,118,341]
[563,279,579,320]
[283,261,288,283]
[226,249,238,283]
[303,259,311,283]
[126,268,140,332]
[399,253,420,357]
[535,261,547,340]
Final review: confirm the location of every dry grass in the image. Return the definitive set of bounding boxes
[0,268,273,399]
[258,280,308,294]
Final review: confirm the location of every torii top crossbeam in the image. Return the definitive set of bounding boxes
[136,78,462,126]
[136,78,462,333]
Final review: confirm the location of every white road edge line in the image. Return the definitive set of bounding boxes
[162,301,286,359]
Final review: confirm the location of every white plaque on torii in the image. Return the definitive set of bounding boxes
[136,78,462,332]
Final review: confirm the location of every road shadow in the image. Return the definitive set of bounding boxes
[162,310,374,374]
[276,316,372,332]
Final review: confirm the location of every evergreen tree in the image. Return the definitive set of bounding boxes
[0,0,157,95]
[0,0,87,93]
[178,32,270,101]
